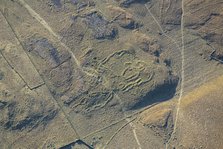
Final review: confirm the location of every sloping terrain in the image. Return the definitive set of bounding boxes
[0,0,223,148]
[138,75,223,149]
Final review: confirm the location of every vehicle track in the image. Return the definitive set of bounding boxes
[2,0,193,148]
[165,0,185,148]
[0,9,81,140]
[17,0,96,77]
[11,1,146,148]
[144,2,185,148]
[174,0,185,134]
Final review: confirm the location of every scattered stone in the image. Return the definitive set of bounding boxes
[140,108,174,143]
[25,37,70,69]
[51,0,62,8]
[108,5,141,29]
[164,58,171,66]
[84,12,118,40]
[126,31,162,57]
[0,93,58,131]
[0,101,7,109]
[118,0,150,7]
[48,60,74,96]
[60,18,86,49]
[160,0,182,30]
[71,0,95,11]
[0,71,4,80]
[24,37,74,96]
